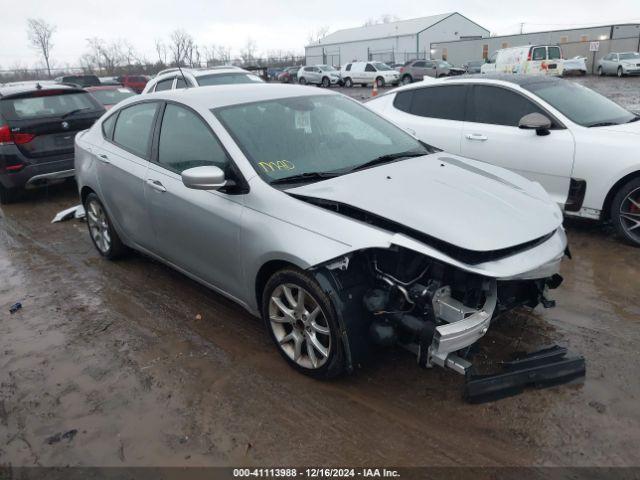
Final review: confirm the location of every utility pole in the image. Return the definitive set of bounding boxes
[520,23,525,35]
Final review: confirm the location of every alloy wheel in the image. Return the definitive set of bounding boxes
[87,199,111,254]
[619,187,640,243]
[268,283,331,369]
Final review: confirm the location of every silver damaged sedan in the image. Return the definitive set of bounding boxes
[75,84,568,384]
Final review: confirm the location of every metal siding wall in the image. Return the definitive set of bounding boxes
[431,25,640,66]
[418,14,489,57]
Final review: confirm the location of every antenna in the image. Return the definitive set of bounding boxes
[176,64,189,88]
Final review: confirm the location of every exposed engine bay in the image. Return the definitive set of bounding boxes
[314,246,583,401]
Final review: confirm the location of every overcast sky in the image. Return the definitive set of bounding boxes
[3,0,640,69]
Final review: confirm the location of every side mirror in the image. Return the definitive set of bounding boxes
[518,112,552,136]
[181,165,226,190]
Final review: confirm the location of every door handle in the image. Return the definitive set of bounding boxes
[97,153,110,163]
[146,179,167,193]
[465,133,488,142]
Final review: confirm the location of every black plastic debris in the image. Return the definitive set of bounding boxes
[9,302,22,314]
[464,345,586,403]
[46,429,78,445]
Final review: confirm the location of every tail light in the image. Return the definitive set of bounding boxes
[400,67,405,73]
[0,125,35,145]
[527,50,532,61]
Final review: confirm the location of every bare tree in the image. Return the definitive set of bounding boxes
[239,38,257,64]
[155,39,168,65]
[168,29,195,67]
[307,26,329,45]
[216,46,232,64]
[86,38,125,74]
[26,18,55,78]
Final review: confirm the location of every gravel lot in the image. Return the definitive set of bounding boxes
[0,76,639,468]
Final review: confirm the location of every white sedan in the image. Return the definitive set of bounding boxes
[366,74,640,246]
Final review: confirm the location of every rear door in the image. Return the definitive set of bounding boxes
[145,102,245,294]
[95,101,159,248]
[460,84,575,206]
[390,84,468,153]
[0,89,104,163]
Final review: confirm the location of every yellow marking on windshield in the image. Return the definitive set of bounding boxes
[258,160,295,173]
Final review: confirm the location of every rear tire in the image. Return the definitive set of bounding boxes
[262,267,345,379]
[84,193,128,259]
[298,77,307,85]
[611,178,640,247]
[401,74,412,85]
[0,184,20,204]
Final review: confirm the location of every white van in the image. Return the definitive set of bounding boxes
[340,61,400,88]
[481,45,564,76]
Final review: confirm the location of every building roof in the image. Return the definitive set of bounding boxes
[310,13,458,47]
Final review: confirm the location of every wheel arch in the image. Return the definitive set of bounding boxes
[80,185,97,206]
[601,170,640,220]
[254,259,305,312]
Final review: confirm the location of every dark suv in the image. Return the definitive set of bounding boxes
[0,83,105,203]
[55,74,101,88]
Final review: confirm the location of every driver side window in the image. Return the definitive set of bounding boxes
[157,104,230,174]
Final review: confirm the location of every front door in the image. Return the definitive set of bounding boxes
[460,85,575,207]
[145,103,245,296]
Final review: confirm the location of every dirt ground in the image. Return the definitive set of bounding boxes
[1,76,639,468]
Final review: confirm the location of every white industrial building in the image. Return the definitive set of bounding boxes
[305,12,489,66]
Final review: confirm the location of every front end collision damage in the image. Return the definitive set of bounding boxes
[308,239,583,401]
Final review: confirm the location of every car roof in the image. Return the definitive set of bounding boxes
[133,83,336,110]
[84,85,133,91]
[446,73,563,87]
[0,82,82,98]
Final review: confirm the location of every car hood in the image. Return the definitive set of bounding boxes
[599,120,640,135]
[286,154,562,252]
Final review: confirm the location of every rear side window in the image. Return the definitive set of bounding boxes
[197,73,263,86]
[0,91,101,121]
[175,78,187,89]
[393,90,414,113]
[470,85,545,127]
[157,104,229,173]
[155,78,174,91]
[414,61,426,68]
[409,85,467,121]
[102,113,117,139]
[113,102,158,158]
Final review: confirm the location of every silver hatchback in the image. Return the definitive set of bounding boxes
[75,84,568,385]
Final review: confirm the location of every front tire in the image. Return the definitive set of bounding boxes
[321,76,330,88]
[617,66,624,78]
[262,268,345,379]
[298,77,307,85]
[343,77,353,88]
[375,76,385,88]
[598,66,604,76]
[84,193,128,259]
[611,177,640,247]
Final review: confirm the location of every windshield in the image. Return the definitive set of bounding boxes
[197,73,264,86]
[214,95,429,184]
[620,52,640,60]
[373,62,391,71]
[438,61,452,68]
[89,88,136,106]
[0,92,102,121]
[319,65,337,71]
[524,80,635,127]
